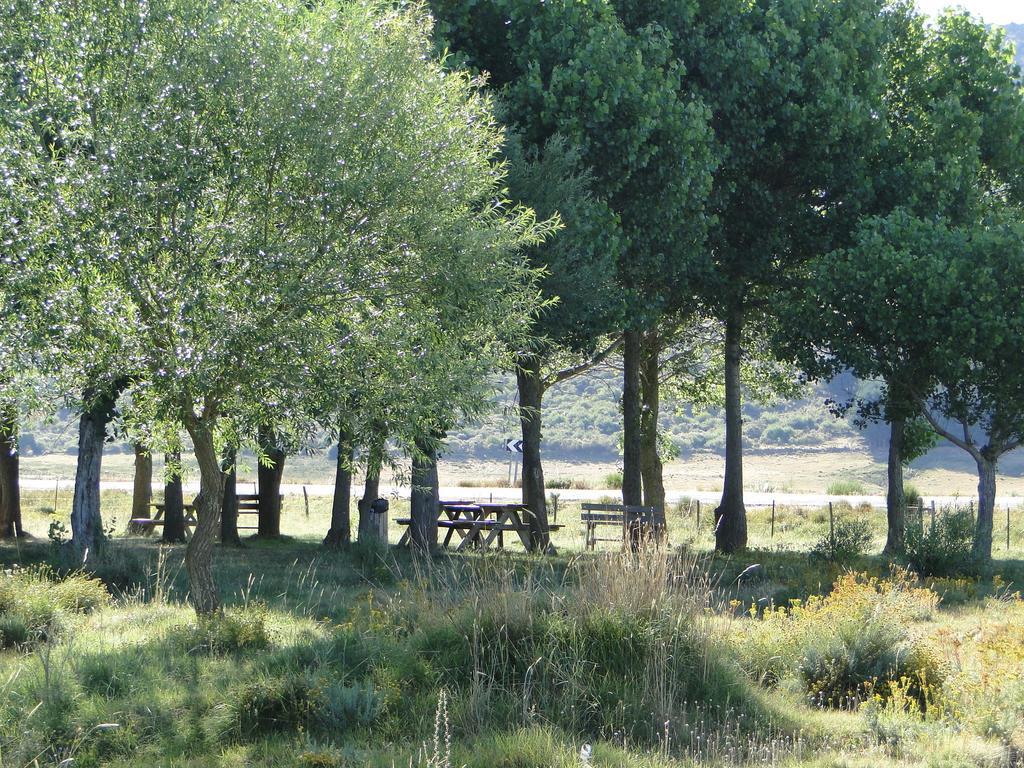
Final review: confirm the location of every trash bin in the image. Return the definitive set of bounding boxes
[369,497,389,542]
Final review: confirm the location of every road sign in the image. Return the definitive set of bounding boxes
[505,438,524,453]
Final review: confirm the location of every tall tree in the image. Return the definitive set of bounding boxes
[677,0,888,551]
[161,451,187,544]
[783,8,1024,557]
[131,444,153,523]
[433,0,713,521]
[27,0,542,612]
[256,427,286,539]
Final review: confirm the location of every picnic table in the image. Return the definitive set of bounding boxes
[128,502,198,538]
[397,501,560,551]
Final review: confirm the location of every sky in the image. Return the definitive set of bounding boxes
[916,0,1021,24]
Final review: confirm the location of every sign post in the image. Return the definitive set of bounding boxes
[505,438,524,487]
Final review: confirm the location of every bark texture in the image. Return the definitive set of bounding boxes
[185,420,226,614]
[324,423,353,548]
[0,407,22,539]
[131,444,153,522]
[714,304,747,552]
[220,448,241,546]
[884,417,906,555]
[973,455,997,562]
[639,330,665,514]
[162,451,187,543]
[409,435,440,552]
[516,354,553,552]
[257,428,285,538]
[621,329,643,507]
[71,389,119,554]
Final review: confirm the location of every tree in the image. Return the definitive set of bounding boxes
[826,212,1024,563]
[677,0,889,552]
[31,0,542,612]
[432,0,714,529]
[131,444,153,523]
[783,8,1024,558]
[161,452,187,544]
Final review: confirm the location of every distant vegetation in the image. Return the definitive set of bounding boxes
[1006,23,1024,70]
[18,374,873,462]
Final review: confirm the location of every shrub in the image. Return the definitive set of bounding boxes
[178,603,271,655]
[233,671,320,738]
[904,484,923,510]
[600,470,623,490]
[826,478,866,496]
[0,566,109,648]
[810,518,873,563]
[737,571,941,708]
[905,507,976,577]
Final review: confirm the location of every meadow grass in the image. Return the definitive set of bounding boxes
[1,489,1023,767]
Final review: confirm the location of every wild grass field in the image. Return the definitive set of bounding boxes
[1,490,1024,767]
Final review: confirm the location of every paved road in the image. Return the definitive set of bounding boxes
[17,477,1011,509]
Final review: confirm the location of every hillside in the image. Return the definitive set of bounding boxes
[20,370,874,463]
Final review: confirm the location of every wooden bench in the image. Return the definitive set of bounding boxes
[580,503,665,550]
[234,493,267,531]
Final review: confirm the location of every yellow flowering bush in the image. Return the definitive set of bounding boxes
[736,570,942,708]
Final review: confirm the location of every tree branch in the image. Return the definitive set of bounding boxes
[543,334,624,389]
[920,403,982,461]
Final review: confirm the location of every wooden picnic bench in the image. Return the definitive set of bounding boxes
[580,502,665,550]
[128,492,279,539]
[396,501,563,551]
[129,502,198,538]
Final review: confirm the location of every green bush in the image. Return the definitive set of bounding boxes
[905,507,976,577]
[810,518,874,563]
[233,671,320,738]
[600,470,623,490]
[0,566,109,648]
[826,478,866,496]
[178,603,271,655]
[737,572,941,708]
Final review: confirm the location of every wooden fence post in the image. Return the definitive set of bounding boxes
[696,499,700,531]
[829,501,835,546]
[770,500,776,539]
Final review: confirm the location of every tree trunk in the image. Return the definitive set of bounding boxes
[622,329,643,507]
[184,419,226,614]
[517,353,553,553]
[639,330,666,515]
[883,417,906,556]
[973,454,997,563]
[220,448,241,546]
[357,441,383,543]
[162,451,187,543]
[410,435,440,552]
[324,421,353,548]
[257,428,285,538]
[131,444,153,522]
[0,407,22,539]
[715,303,747,553]
[70,389,119,554]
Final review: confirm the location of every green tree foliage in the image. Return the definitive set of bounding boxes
[6,0,543,610]
[788,10,1024,562]
[670,0,889,552]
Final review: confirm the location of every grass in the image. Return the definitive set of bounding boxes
[2,489,1024,767]
[826,478,868,496]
